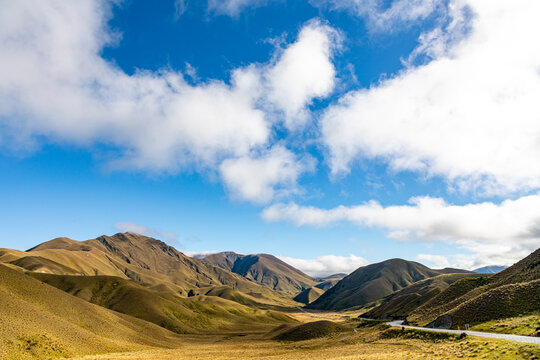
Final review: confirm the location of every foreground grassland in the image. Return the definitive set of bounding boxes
[70,327,540,360]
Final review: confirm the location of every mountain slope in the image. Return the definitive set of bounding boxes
[30,273,294,334]
[203,252,317,295]
[439,279,540,328]
[314,278,340,291]
[293,286,325,305]
[308,259,463,310]
[408,247,540,328]
[0,264,184,359]
[364,273,484,319]
[0,233,293,305]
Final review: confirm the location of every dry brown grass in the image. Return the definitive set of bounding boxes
[68,328,540,360]
[0,264,185,359]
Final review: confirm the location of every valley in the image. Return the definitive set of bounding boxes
[1,233,539,359]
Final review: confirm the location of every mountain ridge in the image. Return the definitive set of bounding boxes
[308,258,472,310]
[202,251,317,295]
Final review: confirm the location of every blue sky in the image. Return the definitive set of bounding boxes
[1,0,539,276]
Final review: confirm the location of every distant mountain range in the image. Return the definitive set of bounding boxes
[1,232,538,356]
[473,265,507,273]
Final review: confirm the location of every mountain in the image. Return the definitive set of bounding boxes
[318,273,347,280]
[202,251,317,295]
[0,233,293,306]
[308,258,469,310]
[30,273,294,334]
[473,265,507,274]
[313,274,347,292]
[0,264,185,359]
[293,287,325,305]
[314,279,341,291]
[408,248,540,328]
[363,273,484,320]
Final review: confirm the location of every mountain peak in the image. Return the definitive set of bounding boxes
[203,251,316,295]
[308,258,455,310]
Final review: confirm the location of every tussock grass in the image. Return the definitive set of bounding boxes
[273,320,349,341]
[68,326,540,360]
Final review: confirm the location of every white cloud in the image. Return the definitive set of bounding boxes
[0,1,337,203]
[262,194,540,268]
[278,254,369,278]
[321,0,540,196]
[207,0,270,16]
[266,20,341,129]
[311,0,444,32]
[183,250,222,259]
[416,254,449,268]
[115,222,178,244]
[0,1,268,172]
[220,146,314,203]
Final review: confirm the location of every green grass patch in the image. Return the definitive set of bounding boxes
[380,328,465,342]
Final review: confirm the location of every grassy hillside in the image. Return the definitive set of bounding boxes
[488,248,540,286]
[408,247,540,329]
[30,273,296,335]
[442,279,540,329]
[407,276,491,325]
[314,278,341,291]
[308,259,453,310]
[0,233,295,306]
[470,313,540,336]
[318,273,347,280]
[293,287,325,305]
[364,273,484,319]
[203,252,317,295]
[272,321,349,341]
[0,264,185,359]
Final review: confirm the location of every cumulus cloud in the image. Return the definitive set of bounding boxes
[311,0,444,32]
[220,146,315,203]
[115,222,179,244]
[277,254,369,277]
[322,0,540,196]
[266,20,341,129]
[416,254,449,268]
[0,1,338,203]
[0,1,267,172]
[262,194,540,268]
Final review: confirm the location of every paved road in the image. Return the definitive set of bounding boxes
[386,320,540,345]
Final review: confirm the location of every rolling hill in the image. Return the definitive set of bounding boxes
[0,264,185,359]
[29,273,295,334]
[363,273,484,320]
[0,233,294,306]
[407,247,540,328]
[202,251,317,295]
[308,258,463,310]
[293,286,325,305]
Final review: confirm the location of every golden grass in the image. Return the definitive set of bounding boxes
[68,327,540,360]
[0,264,185,359]
[28,273,296,335]
[470,313,540,336]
